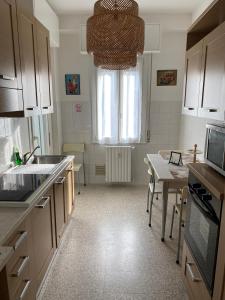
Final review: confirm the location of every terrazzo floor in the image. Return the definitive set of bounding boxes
[38,185,188,300]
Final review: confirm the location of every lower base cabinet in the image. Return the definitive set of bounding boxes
[54,175,66,247]
[182,241,211,300]
[31,188,56,290]
[0,161,75,299]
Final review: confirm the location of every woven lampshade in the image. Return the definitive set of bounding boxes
[87,0,144,70]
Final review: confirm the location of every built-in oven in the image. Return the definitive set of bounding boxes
[185,172,222,295]
[205,122,225,177]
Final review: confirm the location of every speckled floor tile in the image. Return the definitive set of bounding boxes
[38,185,188,300]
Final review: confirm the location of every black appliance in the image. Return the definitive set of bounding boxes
[185,172,222,295]
[205,123,225,177]
[0,174,50,202]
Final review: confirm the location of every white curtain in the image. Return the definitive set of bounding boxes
[90,55,152,144]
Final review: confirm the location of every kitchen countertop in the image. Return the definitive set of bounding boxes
[0,155,74,272]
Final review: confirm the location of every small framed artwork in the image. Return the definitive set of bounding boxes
[157,70,177,86]
[65,74,80,95]
[169,151,183,166]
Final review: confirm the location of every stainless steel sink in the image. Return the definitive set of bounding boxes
[32,155,66,165]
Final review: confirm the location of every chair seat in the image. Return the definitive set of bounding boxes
[74,163,82,172]
[149,182,179,195]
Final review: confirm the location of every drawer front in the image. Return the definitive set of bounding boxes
[12,278,33,300]
[182,241,211,300]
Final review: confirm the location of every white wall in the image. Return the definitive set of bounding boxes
[192,0,215,23]
[0,118,30,173]
[33,0,60,47]
[58,14,191,184]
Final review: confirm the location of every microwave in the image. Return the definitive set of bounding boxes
[205,123,225,176]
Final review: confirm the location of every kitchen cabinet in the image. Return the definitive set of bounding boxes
[0,217,35,300]
[0,0,23,116]
[17,2,40,116]
[182,40,203,117]
[54,175,66,247]
[31,188,56,290]
[0,0,53,117]
[0,0,21,90]
[182,241,211,300]
[64,166,75,222]
[36,20,53,115]
[183,21,225,121]
[198,22,225,120]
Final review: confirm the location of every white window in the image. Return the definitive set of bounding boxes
[95,60,142,144]
[91,55,152,145]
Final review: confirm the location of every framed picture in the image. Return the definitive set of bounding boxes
[157,70,177,86]
[65,74,80,95]
[169,151,183,166]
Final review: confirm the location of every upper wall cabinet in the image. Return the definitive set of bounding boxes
[198,22,225,120]
[17,0,41,116]
[0,0,53,117]
[36,20,53,115]
[182,40,203,117]
[0,0,21,89]
[0,0,24,115]
[183,21,225,121]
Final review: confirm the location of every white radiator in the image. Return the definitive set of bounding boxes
[105,146,132,183]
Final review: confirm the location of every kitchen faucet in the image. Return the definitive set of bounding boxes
[23,146,41,165]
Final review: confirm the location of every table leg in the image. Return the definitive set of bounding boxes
[161,182,169,242]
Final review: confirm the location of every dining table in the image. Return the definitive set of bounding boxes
[147,151,194,241]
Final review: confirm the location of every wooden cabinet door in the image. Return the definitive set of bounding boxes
[17,7,40,116]
[0,0,21,89]
[36,20,53,114]
[31,189,56,289]
[54,176,66,246]
[64,169,75,221]
[182,241,211,300]
[183,40,203,117]
[199,22,225,121]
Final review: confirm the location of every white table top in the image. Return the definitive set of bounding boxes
[147,154,188,182]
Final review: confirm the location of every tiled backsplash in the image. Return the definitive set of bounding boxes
[0,118,30,173]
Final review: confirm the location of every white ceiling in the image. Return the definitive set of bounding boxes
[47,0,207,15]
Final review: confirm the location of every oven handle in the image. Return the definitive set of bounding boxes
[189,188,219,225]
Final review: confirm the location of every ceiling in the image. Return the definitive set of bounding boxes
[47,0,207,15]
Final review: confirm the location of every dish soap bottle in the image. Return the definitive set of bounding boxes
[13,147,22,166]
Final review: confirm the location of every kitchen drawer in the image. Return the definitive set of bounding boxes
[182,241,211,300]
[12,278,32,300]
[6,248,30,297]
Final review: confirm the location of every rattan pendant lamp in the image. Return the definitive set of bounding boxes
[87,0,145,70]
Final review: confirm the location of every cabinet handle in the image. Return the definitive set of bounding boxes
[186,263,201,282]
[26,107,35,111]
[0,74,15,81]
[187,107,194,111]
[55,177,66,184]
[18,280,31,300]
[13,231,28,251]
[204,108,217,112]
[11,256,29,278]
[35,196,50,209]
[42,107,49,109]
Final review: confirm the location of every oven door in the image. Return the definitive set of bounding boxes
[185,187,220,294]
